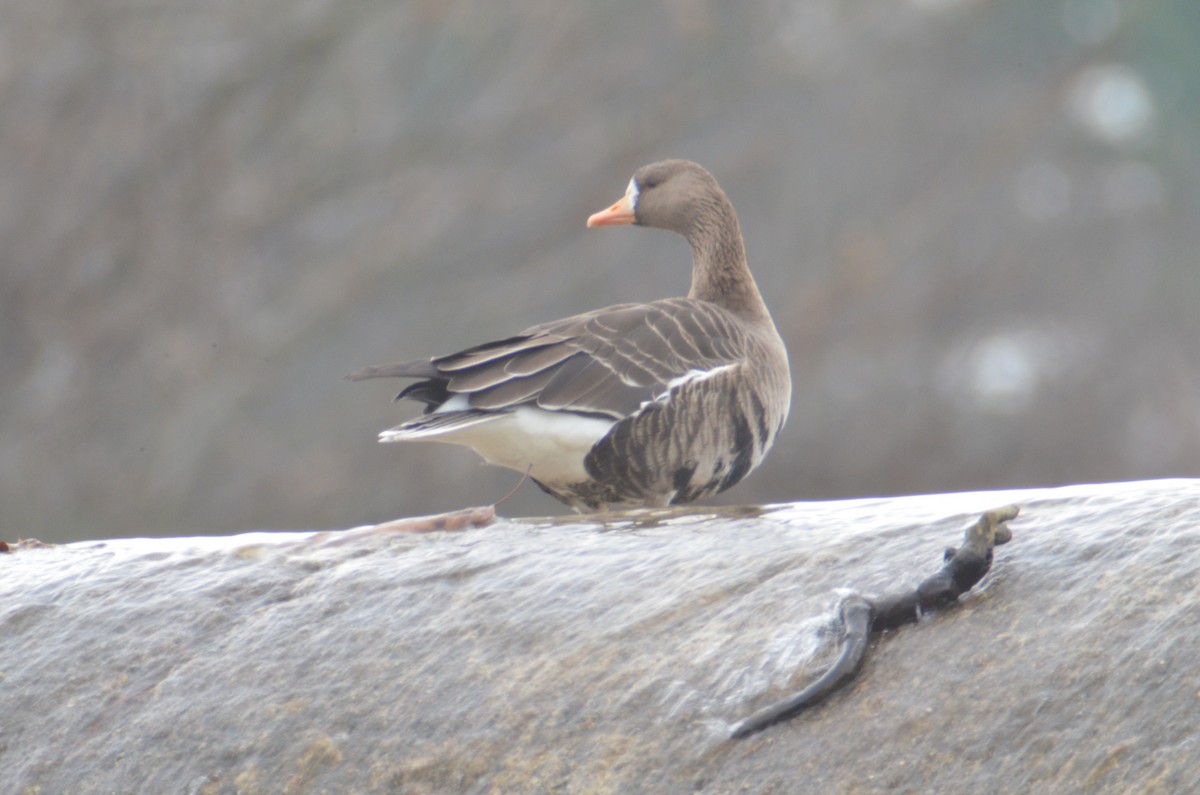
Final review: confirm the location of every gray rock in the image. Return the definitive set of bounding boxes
[3,479,1199,793]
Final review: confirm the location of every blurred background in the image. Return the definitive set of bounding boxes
[2,0,1197,542]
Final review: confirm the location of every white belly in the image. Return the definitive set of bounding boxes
[387,407,615,484]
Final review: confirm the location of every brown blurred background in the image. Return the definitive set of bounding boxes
[3,0,1198,541]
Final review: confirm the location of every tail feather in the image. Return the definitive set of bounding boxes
[379,409,509,442]
[396,379,451,409]
[346,360,437,381]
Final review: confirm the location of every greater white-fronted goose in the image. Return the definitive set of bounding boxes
[349,159,790,511]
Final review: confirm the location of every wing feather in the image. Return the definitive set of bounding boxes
[504,343,579,376]
[346,360,437,381]
[357,298,756,423]
[537,356,648,417]
[467,365,564,409]
[435,333,568,372]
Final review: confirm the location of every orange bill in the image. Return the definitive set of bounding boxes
[586,190,636,227]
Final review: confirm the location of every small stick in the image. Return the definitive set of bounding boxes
[493,464,533,510]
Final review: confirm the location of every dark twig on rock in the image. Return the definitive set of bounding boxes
[731,505,1018,739]
[730,595,872,739]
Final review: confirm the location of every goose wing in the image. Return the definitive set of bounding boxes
[348,297,751,421]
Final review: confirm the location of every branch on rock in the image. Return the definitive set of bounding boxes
[731,505,1018,739]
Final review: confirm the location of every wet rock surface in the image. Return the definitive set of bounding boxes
[3,480,1199,793]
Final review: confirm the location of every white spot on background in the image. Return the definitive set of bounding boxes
[1070,64,1156,147]
[937,325,1100,416]
[963,334,1039,414]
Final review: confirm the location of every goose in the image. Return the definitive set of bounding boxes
[349,159,790,512]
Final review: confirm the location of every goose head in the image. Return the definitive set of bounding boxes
[586,159,729,239]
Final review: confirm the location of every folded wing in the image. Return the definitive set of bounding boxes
[347,297,750,424]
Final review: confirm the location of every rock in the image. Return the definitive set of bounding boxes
[3,480,1199,793]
